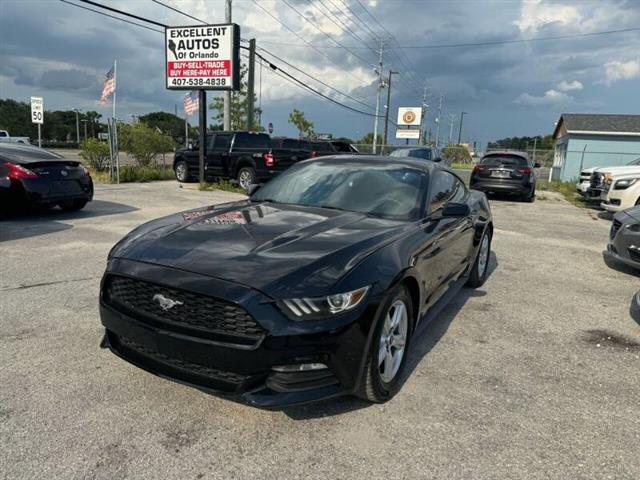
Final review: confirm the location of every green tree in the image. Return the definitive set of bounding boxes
[119,122,176,167]
[83,111,103,138]
[288,109,314,138]
[209,65,262,131]
[138,111,191,143]
[79,138,110,171]
[359,132,382,145]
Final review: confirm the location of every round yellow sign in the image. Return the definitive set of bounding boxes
[402,110,416,124]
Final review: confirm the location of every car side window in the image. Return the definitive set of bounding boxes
[214,134,232,150]
[428,170,456,212]
[206,135,215,150]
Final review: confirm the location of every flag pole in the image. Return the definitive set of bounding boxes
[113,59,119,184]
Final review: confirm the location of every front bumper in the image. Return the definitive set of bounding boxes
[99,259,382,408]
[604,224,640,270]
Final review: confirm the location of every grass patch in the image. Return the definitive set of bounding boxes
[198,180,246,194]
[91,165,175,183]
[537,180,586,207]
[450,162,475,170]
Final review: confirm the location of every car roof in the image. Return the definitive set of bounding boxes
[0,143,63,162]
[299,154,449,173]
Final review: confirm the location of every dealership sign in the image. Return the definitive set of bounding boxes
[396,129,420,139]
[30,96,43,124]
[165,24,240,90]
[397,107,422,126]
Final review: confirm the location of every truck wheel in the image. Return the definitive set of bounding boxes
[174,160,191,183]
[237,167,256,192]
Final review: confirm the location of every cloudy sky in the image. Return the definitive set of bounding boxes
[1,0,639,145]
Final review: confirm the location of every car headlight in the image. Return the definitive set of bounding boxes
[614,178,639,190]
[280,286,370,319]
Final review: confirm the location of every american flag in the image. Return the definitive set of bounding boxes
[99,65,116,105]
[183,91,199,116]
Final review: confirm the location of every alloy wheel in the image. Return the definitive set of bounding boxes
[378,300,408,383]
[239,170,253,190]
[175,162,187,182]
[477,233,490,277]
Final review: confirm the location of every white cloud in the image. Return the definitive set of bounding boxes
[515,0,581,33]
[602,60,640,85]
[557,80,583,92]
[514,89,571,106]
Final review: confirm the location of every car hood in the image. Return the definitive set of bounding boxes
[595,166,640,175]
[110,201,412,297]
[616,205,640,223]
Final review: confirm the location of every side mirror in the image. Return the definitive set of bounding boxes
[534,162,541,168]
[246,184,261,196]
[442,202,470,217]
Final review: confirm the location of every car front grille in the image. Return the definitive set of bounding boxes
[590,173,603,188]
[103,275,266,347]
[115,334,249,392]
[610,219,622,240]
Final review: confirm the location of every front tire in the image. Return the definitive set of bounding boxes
[237,167,256,192]
[466,227,492,288]
[357,285,414,403]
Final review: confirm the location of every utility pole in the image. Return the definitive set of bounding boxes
[382,70,399,154]
[198,90,207,185]
[223,0,232,131]
[435,95,443,148]
[419,85,428,145]
[448,113,456,145]
[82,119,87,139]
[246,38,256,131]
[458,111,467,144]
[73,108,80,144]
[372,40,384,154]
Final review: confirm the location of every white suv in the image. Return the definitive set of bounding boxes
[601,172,640,212]
[587,157,640,200]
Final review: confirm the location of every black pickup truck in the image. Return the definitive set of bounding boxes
[173,131,277,191]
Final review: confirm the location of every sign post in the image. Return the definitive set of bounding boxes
[165,23,240,185]
[30,96,43,147]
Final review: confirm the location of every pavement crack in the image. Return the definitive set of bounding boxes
[0,275,100,291]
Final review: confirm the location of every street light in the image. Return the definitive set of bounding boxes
[382,70,399,154]
[458,111,467,145]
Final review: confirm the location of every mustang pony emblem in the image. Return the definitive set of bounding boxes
[152,293,184,311]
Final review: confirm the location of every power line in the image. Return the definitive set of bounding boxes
[150,0,206,24]
[59,0,164,33]
[250,0,372,85]
[76,0,166,27]
[279,0,375,67]
[257,46,376,111]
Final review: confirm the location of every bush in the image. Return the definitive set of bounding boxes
[117,165,175,183]
[442,144,473,164]
[79,138,110,172]
[118,122,175,167]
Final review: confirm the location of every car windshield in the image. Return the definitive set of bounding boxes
[627,157,640,166]
[480,154,528,167]
[390,148,432,160]
[251,160,428,220]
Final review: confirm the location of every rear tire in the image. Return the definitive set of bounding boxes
[357,284,414,403]
[523,187,535,202]
[59,199,87,212]
[237,167,256,192]
[174,160,192,183]
[466,227,492,288]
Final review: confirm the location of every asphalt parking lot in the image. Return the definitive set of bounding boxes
[1,181,639,480]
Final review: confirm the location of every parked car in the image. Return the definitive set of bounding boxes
[330,140,359,153]
[0,130,31,145]
[600,172,640,212]
[99,156,493,407]
[309,140,337,158]
[586,157,640,200]
[576,167,596,196]
[270,137,312,170]
[469,151,540,202]
[173,131,276,191]
[604,205,640,271]
[0,143,93,214]
[389,147,443,163]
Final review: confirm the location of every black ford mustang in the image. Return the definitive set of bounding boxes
[100,156,493,407]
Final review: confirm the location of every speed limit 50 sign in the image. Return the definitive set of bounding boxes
[165,23,240,91]
[31,96,43,124]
